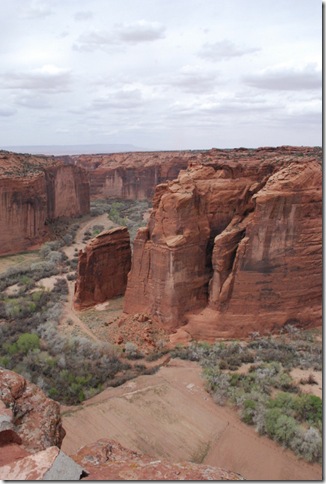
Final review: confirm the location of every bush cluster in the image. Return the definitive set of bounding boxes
[90,198,151,241]
[171,337,322,463]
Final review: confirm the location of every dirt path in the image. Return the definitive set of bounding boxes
[61,359,322,481]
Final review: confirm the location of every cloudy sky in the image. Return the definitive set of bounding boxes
[0,0,322,151]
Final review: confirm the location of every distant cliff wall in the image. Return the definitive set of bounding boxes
[0,152,90,255]
[72,152,191,200]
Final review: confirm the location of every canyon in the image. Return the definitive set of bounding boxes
[122,146,322,339]
[0,151,90,255]
[0,145,322,480]
[1,146,321,337]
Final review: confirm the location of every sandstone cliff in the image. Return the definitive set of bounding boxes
[72,151,191,199]
[124,146,322,338]
[74,227,131,310]
[0,151,90,255]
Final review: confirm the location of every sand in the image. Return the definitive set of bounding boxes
[61,359,322,481]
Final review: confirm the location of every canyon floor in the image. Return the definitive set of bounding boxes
[61,358,322,481]
[0,213,322,481]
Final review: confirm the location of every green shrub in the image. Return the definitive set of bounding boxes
[16,333,40,354]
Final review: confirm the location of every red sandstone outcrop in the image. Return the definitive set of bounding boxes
[72,439,245,480]
[0,369,85,480]
[124,146,322,338]
[72,146,321,202]
[0,369,65,453]
[74,227,131,310]
[72,151,190,199]
[0,151,89,255]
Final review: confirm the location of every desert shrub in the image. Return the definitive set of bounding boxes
[290,427,322,463]
[67,273,76,281]
[293,394,322,426]
[124,342,144,360]
[91,225,104,235]
[16,333,40,354]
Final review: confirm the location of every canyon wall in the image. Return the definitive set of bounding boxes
[72,152,191,200]
[74,227,131,310]
[124,147,322,338]
[0,151,90,255]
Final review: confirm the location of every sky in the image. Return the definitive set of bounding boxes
[0,0,322,151]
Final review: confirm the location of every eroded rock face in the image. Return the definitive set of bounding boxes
[74,227,131,310]
[0,151,90,255]
[0,369,65,454]
[72,152,190,200]
[72,439,245,480]
[124,146,322,338]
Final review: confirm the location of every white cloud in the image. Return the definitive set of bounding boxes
[116,20,166,43]
[198,40,259,61]
[91,89,144,110]
[14,93,52,109]
[244,64,321,91]
[21,1,52,19]
[74,11,94,22]
[1,65,72,92]
[73,20,166,51]
[0,107,16,117]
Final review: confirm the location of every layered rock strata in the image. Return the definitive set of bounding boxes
[0,151,89,255]
[74,227,131,310]
[124,147,322,338]
[71,146,321,202]
[72,151,190,199]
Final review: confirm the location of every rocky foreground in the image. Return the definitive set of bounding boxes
[0,368,244,480]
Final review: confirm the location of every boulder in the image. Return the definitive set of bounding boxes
[0,369,65,454]
[0,446,85,481]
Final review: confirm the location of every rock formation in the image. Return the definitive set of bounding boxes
[72,151,191,200]
[0,447,85,481]
[74,227,131,310]
[72,439,245,480]
[0,369,85,480]
[0,151,89,255]
[0,369,243,480]
[0,368,65,453]
[124,146,322,338]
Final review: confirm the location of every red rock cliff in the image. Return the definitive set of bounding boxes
[72,151,191,200]
[0,151,90,255]
[123,146,322,338]
[74,227,131,310]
